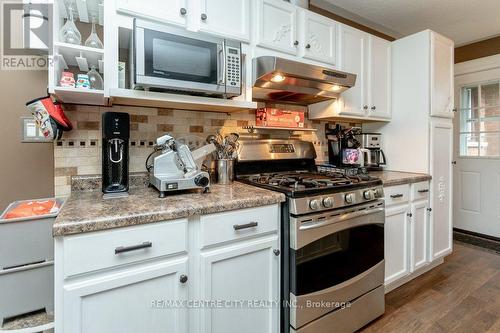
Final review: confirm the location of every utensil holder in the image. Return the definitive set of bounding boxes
[216,159,234,185]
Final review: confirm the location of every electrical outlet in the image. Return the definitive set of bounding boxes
[21,117,52,142]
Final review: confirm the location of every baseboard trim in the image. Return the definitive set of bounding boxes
[453,228,500,254]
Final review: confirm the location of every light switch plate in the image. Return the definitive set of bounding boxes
[21,117,52,142]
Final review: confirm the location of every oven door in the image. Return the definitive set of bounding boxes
[289,200,385,329]
[134,20,226,95]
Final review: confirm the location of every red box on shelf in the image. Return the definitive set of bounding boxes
[255,108,305,129]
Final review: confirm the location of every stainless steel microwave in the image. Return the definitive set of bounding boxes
[132,19,242,98]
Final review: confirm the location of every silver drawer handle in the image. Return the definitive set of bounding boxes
[418,189,429,193]
[233,222,258,231]
[115,241,152,254]
[390,194,404,198]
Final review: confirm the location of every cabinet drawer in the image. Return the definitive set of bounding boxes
[411,181,430,201]
[384,184,410,206]
[63,219,187,277]
[200,205,279,247]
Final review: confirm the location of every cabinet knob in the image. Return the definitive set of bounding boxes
[179,274,188,284]
[201,13,207,21]
[363,105,368,110]
[452,108,458,112]
[427,208,432,212]
[305,44,311,49]
[294,40,299,46]
[180,7,187,15]
[273,249,281,256]
[452,161,457,165]
[371,106,376,110]
[407,212,413,218]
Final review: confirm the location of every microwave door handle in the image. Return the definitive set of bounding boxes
[218,44,226,85]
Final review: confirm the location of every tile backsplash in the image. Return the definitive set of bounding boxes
[54,103,358,196]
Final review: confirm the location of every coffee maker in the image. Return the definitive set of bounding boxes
[356,133,387,171]
[102,112,130,195]
[325,124,364,168]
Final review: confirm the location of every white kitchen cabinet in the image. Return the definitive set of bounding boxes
[256,0,299,55]
[62,259,188,333]
[410,200,430,271]
[199,236,279,333]
[116,0,188,27]
[429,119,453,260]
[337,25,367,117]
[430,32,454,118]
[301,10,337,65]
[384,205,410,285]
[368,35,391,119]
[198,0,251,42]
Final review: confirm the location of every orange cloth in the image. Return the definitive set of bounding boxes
[4,200,59,219]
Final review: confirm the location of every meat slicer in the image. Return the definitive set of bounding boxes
[148,134,215,197]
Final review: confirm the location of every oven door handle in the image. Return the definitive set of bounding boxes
[299,207,384,231]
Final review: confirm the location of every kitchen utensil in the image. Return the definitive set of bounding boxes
[59,6,81,45]
[216,159,234,185]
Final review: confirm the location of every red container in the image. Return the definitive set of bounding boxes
[256,108,305,129]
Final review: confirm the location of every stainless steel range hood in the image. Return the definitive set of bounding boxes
[252,56,356,105]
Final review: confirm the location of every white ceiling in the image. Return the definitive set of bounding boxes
[312,0,500,46]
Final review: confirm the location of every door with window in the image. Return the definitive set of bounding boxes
[454,79,500,238]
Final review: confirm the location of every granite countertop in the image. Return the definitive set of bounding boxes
[54,182,285,236]
[369,170,432,187]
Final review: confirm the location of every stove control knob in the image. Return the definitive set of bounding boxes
[309,199,320,210]
[374,188,383,198]
[345,193,355,204]
[363,190,375,200]
[322,197,334,208]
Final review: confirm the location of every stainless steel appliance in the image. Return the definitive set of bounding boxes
[356,133,387,171]
[133,19,241,98]
[102,112,129,195]
[252,56,356,105]
[236,140,385,333]
[147,134,215,197]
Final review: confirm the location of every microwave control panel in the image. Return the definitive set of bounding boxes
[226,46,241,87]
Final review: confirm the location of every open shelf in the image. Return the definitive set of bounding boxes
[243,125,317,133]
[109,88,257,113]
[54,42,104,71]
[52,86,106,105]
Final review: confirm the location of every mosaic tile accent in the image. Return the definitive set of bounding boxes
[54,104,358,196]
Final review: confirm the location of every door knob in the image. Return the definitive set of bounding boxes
[179,275,188,284]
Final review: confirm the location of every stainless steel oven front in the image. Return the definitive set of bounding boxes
[133,19,241,97]
[288,199,385,333]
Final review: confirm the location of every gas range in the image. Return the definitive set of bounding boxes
[235,139,386,333]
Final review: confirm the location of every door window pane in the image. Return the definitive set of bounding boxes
[459,82,500,158]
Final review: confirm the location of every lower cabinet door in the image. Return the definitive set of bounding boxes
[410,200,430,272]
[63,258,188,333]
[199,236,280,333]
[384,205,410,285]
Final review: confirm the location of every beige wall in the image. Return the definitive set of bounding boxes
[0,70,54,211]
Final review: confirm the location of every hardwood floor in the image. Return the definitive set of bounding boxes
[360,241,500,332]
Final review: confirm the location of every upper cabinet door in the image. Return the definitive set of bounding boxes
[431,32,454,118]
[256,0,298,55]
[302,11,337,65]
[199,0,251,42]
[368,36,391,119]
[116,0,188,27]
[338,25,367,116]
